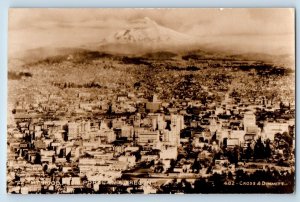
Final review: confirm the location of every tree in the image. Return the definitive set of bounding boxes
[168,159,176,172]
[210,173,224,192]
[282,132,293,146]
[181,179,193,193]
[233,146,240,165]
[245,143,253,161]
[264,139,272,159]
[253,137,265,160]
[274,132,293,158]
[194,178,211,193]
[227,147,239,165]
[191,159,201,173]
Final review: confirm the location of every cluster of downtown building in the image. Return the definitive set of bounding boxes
[7,73,295,194]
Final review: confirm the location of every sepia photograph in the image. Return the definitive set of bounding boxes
[7,8,295,194]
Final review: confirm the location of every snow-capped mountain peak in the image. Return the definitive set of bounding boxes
[105,17,195,46]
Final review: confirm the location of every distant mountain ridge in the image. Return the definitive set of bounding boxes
[9,17,294,70]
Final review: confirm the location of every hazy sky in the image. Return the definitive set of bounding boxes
[9,8,295,56]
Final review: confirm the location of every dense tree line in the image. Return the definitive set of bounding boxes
[8,71,32,80]
[52,81,102,89]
